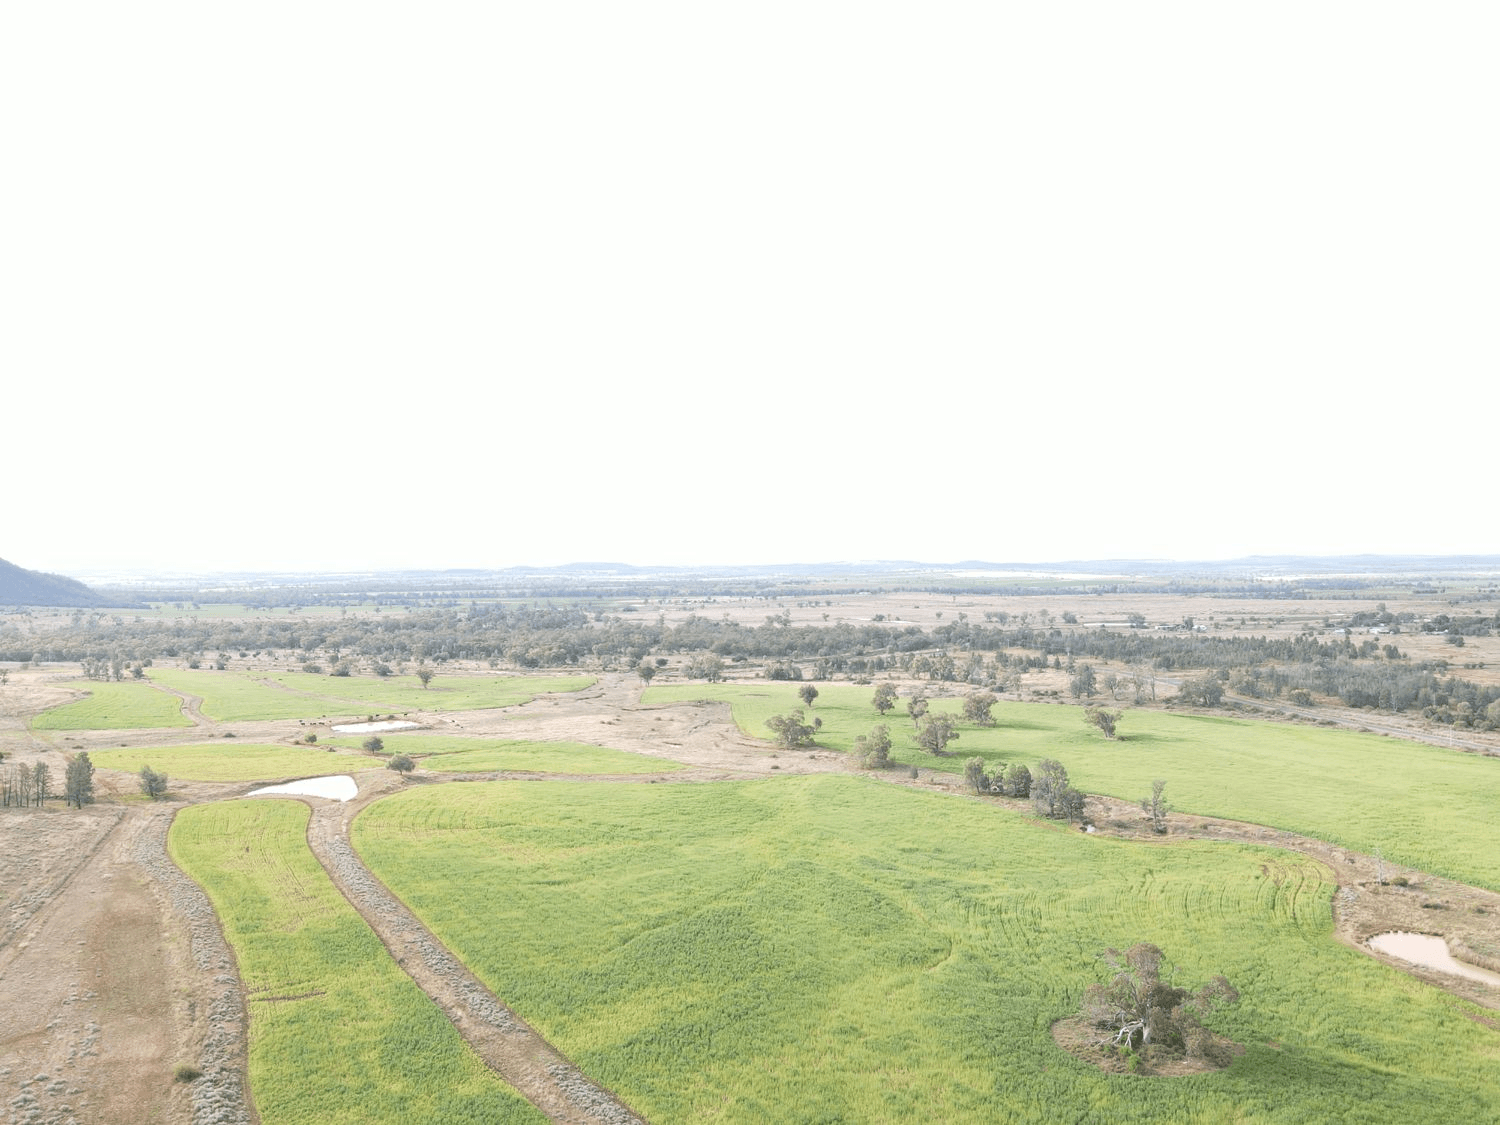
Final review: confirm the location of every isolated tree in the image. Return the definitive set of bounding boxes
[798,684,819,708]
[765,708,816,749]
[854,724,892,769]
[386,754,415,776]
[872,683,897,716]
[138,765,169,800]
[635,661,656,687]
[1084,706,1122,739]
[1069,663,1098,699]
[916,714,959,755]
[907,690,929,729]
[962,691,997,726]
[416,665,435,689]
[1080,943,1238,1062]
[1176,675,1223,707]
[1001,762,1032,798]
[1141,779,1169,834]
[64,752,94,808]
[1130,664,1156,703]
[963,756,992,794]
[362,736,384,752]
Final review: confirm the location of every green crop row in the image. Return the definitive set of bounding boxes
[323,734,683,775]
[29,680,192,730]
[352,775,1499,1123]
[91,742,377,783]
[169,799,544,1124]
[141,668,594,721]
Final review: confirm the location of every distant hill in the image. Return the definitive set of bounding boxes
[0,558,139,608]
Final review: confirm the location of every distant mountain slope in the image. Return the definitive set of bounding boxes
[0,557,135,607]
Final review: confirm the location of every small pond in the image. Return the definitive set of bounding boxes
[1367,932,1500,987]
[248,775,358,802]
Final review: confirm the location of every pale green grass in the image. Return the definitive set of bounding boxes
[30,680,191,730]
[266,671,595,713]
[147,668,593,721]
[90,743,376,782]
[355,776,1499,1124]
[646,683,1500,891]
[169,800,544,1125]
[324,734,683,774]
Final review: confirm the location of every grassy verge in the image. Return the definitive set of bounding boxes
[323,734,683,774]
[147,668,594,721]
[91,742,376,783]
[169,800,544,1124]
[355,775,1499,1124]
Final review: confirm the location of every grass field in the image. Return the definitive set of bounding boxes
[168,800,544,1125]
[323,733,684,774]
[645,683,1500,892]
[146,668,594,721]
[30,680,192,730]
[353,775,1499,1124]
[89,742,378,782]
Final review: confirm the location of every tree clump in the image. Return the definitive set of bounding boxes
[1032,758,1085,821]
[1000,762,1031,798]
[962,691,997,726]
[853,724,892,769]
[1141,779,1169,834]
[1084,706,1122,739]
[139,765,169,800]
[916,713,959,755]
[65,752,95,808]
[766,708,817,749]
[1075,943,1239,1072]
[1175,674,1224,707]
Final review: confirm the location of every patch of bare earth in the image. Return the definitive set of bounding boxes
[1049,1016,1244,1076]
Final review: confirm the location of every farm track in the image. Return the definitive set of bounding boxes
[303,784,645,1125]
[157,683,212,728]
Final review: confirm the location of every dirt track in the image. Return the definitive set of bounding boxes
[4,669,1500,1124]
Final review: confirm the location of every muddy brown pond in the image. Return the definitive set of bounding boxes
[1367,932,1500,987]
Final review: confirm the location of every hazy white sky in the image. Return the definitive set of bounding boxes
[4,3,1495,578]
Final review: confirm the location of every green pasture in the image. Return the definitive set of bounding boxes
[89,742,378,783]
[324,733,683,775]
[645,683,1500,891]
[147,668,594,721]
[170,800,543,1124]
[30,680,191,730]
[354,775,1498,1124]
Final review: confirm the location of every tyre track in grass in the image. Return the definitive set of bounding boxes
[301,784,645,1125]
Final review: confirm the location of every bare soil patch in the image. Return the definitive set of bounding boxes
[1050,1015,1244,1076]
